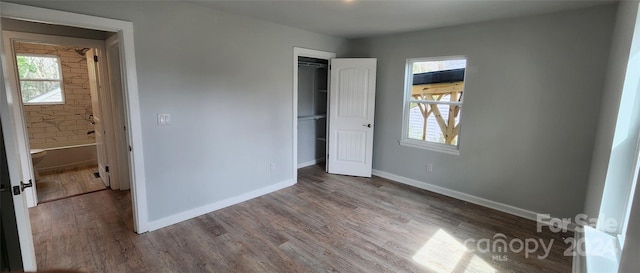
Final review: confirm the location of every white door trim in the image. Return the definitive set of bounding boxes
[1,2,149,233]
[292,47,335,182]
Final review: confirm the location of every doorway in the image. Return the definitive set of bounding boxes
[1,29,127,205]
[293,48,378,180]
[2,19,131,272]
[292,48,335,181]
[0,3,147,269]
[297,56,329,169]
[7,38,108,203]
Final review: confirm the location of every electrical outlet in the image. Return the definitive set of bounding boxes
[427,163,433,172]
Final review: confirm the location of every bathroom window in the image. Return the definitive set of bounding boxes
[400,56,467,155]
[16,54,65,104]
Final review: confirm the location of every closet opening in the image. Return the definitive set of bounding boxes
[297,56,329,169]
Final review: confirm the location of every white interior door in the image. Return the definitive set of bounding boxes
[105,35,130,190]
[87,49,109,187]
[327,58,377,177]
[93,47,118,190]
[1,32,37,207]
[0,17,37,270]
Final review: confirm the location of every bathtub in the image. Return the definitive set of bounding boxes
[32,143,97,173]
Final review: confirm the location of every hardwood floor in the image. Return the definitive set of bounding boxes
[30,165,572,272]
[36,166,107,203]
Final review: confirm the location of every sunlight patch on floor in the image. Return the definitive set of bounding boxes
[468,255,498,272]
[412,229,498,273]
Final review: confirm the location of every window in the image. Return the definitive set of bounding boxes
[400,57,467,155]
[16,54,64,104]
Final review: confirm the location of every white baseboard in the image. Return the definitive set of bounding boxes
[572,230,586,273]
[372,169,576,232]
[297,158,325,169]
[147,179,295,231]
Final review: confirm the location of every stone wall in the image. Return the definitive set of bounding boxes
[15,42,95,149]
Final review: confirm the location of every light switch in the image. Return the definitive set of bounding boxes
[157,113,171,125]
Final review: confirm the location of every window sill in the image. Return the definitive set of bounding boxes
[399,139,460,155]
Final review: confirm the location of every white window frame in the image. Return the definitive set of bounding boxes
[16,53,65,105]
[399,56,467,156]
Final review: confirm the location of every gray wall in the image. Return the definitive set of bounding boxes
[584,1,640,228]
[7,1,624,223]
[349,5,616,218]
[10,1,347,221]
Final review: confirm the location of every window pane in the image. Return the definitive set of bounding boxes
[21,81,62,103]
[16,55,61,80]
[413,59,466,74]
[408,102,461,145]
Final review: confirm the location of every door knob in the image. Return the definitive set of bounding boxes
[363,124,372,128]
[21,179,33,192]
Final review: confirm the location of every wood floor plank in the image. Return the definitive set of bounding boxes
[212,207,307,272]
[29,164,572,272]
[36,166,106,203]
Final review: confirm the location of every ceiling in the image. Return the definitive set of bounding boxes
[195,0,616,39]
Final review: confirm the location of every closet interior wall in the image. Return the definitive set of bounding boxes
[297,57,328,167]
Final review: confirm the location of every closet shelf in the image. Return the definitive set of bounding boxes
[298,114,327,121]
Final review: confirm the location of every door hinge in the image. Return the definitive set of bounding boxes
[106,166,110,173]
[129,146,132,152]
[329,65,331,70]
[94,55,99,62]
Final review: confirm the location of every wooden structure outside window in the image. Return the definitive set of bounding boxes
[409,68,465,145]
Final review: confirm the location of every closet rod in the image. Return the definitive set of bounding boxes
[298,61,327,68]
